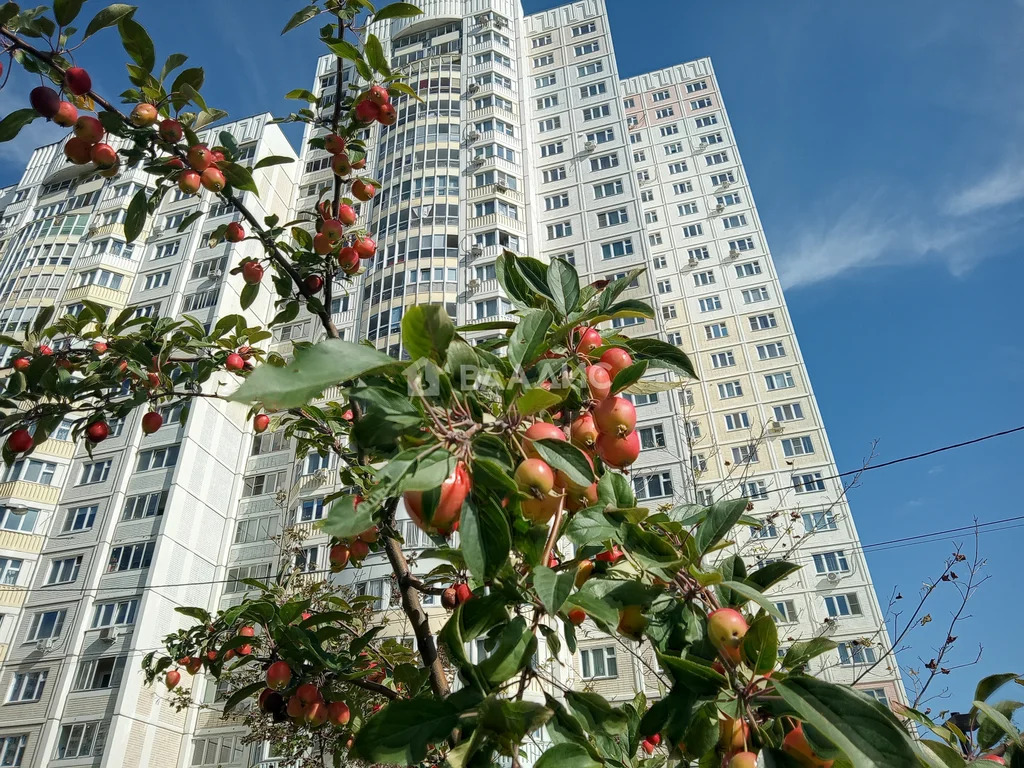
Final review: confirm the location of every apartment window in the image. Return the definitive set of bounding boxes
[711,171,735,186]
[837,642,876,666]
[542,167,566,184]
[137,445,179,471]
[580,81,607,98]
[597,208,628,227]
[579,646,617,679]
[744,480,768,500]
[803,511,838,532]
[863,688,890,707]
[636,170,650,183]
[58,505,95,533]
[611,316,646,329]
[657,279,672,293]
[633,150,647,163]
[718,193,742,208]
[295,546,319,573]
[623,392,659,407]
[600,239,634,259]
[774,403,804,422]
[686,80,708,93]
[7,671,47,703]
[540,141,564,158]
[742,286,770,303]
[474,264,497,281]
[679,201,699,215]
[623,97,635,108]
[638,425,667,450]
[749,313,777,331]
[664,142,684,156]
[590,153,619,171]
[122,491,167,520]
[705,323,728,340]
[693,270,715,287]
[751,521,777,539]
[581,104,610,121]
[698,296,722,312]
[594,180,623,199]
[0,736,26,766]
[46,556,82,585]
[191,735,245,767]
[4,459,57,485]
[732,445,759,464]
[775,600,797,623]
[765,371,795,390]
[107,542,155,572]
[234,516,277,545]
[476,298,511,319]
[297,498,325,523]
[633,471,673,499]
[685,421,702,440]
[532,34,551,48]
[74,657,126,690]
[573,41,600,56]
[723,214,748,229]
[78,460,111,485]
[586,128,614,144]
[28,609,66,641]
[652,89,671,102]
[662,305,677,320]
[532,54,554,67]
[757,342,786,360]
[691,97,713,109]
[825,593,862,618]
[537,117,561,133]
[682,224,703,238]
[142,271,170,291]
[668,161,688,175]
[571,21,597,36]
[673,181,693,194]
[225,563,271,594]
[701,132,724,146]
[711,351,735,369]
[666,331,682,345]
[654,107,675,119]
[653,255,668,268]
[781,436,814,458]
[545,193,570,211]
[473,200,518,219]
[252,431,288,456]
[718,381,743,399]
[691,454,707,472]
[56,722,106,759]
[688,247,710,261]
[91,599,138,628]
[534,74,556,88]
[724,412,749,430]
[659,124,679,137]
[547,222,573,240]
[0,507,37,533]
[681,389,695,406]
[793,472,825,493]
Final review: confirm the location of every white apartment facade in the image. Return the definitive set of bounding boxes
[0,1,903,766]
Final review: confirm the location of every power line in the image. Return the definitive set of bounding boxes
[15,423,1024,597]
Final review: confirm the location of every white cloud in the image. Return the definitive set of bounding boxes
[944,156,1024,216]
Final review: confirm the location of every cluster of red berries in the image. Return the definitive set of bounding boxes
[403,461,471,536]
[354,84,397,127]
[261,661,353,728]
[329,523,378,572]
[166,626,257,691]
[640,733,662,755]
[440,582,473,609]
[174,141,227,195]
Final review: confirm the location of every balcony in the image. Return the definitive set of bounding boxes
[34,438,75,460]
[72,251,138,274]
[0,585,28,608]
[465,212,525,234]
[62,282,127,306]
[467,184,523,204]
[0,528,44,555]
[0,480,60,506]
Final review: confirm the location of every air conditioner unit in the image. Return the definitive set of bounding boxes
[467,83,480,94]
[209,269,223,280]
[767,420,784,435]
[694,143,707,153]
[467,278,480,291]
[86,226,98,237]
[36,638,55,652]
[825,572,841,584]
[719,180,731,190]
[470,245,483,257]
[466,130,480,142]
[470,157,485,167]
[494,182,508,193]
[687,256,698,267]
[728,249,740,259]
[99,626,119,643]
[714,204,725,214]
[583,140,597,152]
[151,225,163,236]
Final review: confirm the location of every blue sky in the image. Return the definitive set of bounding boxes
[4,0,1022,708]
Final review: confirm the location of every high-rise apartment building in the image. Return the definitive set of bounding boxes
[0,1,904,766]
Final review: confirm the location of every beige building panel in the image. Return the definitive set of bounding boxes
[0,586,29,607]
[0,480,62,506]
[34,438,76,460]
[0,529,45,554]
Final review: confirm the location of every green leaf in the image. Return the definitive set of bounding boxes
[655,651,727,696]
[773,675,921,767]
[223,680,265,714]
[169,67,204,110]
[532,438,594,490]
[229,338,396,409]
[973,700,1023,749]
[364,33,389,75]
[174,606,211,623]
[124,189,147,243]
[719,580,784,621]
[496,250,533,307]
[459,498,510,582]
[239,282,258,311]
[534,565,574,615]
[220,162,259,194]
[53,0,85,26]
[516,387,563,417]
[610,360,647,395]
[402,304,455,363]
[479,616,536,685]
[507,308,552,369]
[282,4,319,34]
[742,615,778,675]
[159,53,188,84]
[371,2,423,22]
[534,743,601,768]
[351,697,459,764]
[284,88,318,103]
[547,257,580,318]
[975,673,1019,705]
[326,39,363,63]
[118,16,154,72]
[783,637,838,670]
[253,155,295,170]
[0,3,19,27]
[0,109,38,143]
[564,589,618,633]
[627,337,698,379]
[695,498,747,554]
[596,470,635,507]
[175,210,204,233]
[747,560,801,590]
[320,494,374,540]
[82,3,135,41]
[564,509,618,548]
[918,740,968,768]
